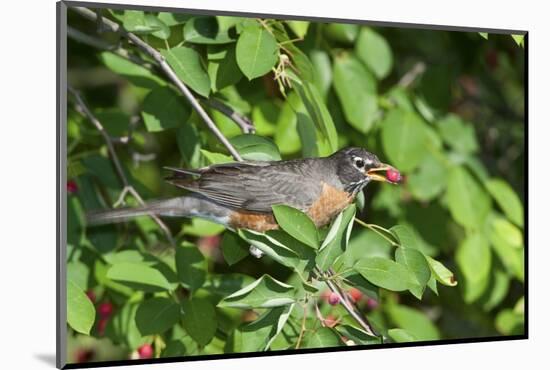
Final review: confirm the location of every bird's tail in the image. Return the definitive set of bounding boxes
[86,195,230,226]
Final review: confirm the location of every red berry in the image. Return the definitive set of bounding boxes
[138,344,154,359]
[366,298,379,310]
[85,290,96,304]
[386,168,402,183]
[75,348,94,363]
[349,288,363,303]
[98,302,113,318]
[67,180,78,194]
[328,292,340,305]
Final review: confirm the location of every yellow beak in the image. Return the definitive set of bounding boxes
[366,163,393,183]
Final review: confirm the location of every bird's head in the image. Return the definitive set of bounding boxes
[332,147,401,194]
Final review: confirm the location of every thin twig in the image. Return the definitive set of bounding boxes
[314,267,377,337]
[70,7,243,162]
[398,62,426,89]
[68,86,175,246]
[354,218,400,247]
[67,26,154,70]
[294,303,308,349]
[201,98,255,134]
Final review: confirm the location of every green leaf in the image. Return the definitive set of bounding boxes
[304,327,342,348]
[251,100,278,136]
[491,217,523,248]
[336,325,382,345]
[426,256,457,286]
[388,328,418,342]
[230,134,282,161]
[207,45,243,92]
[310,50,332,99]
[296,112,319,157]
[479,32,488,40]
[333,54,378,133]
[221,232,250,266]
[67,280,95,335]
[105,302,148,349]
[395,248,431,299]
[485,178,524,227]
[293,80,339,152]
[407,155,448,201]
[287,21,309,38]
[456,233,491,302]
[272,204,319,249]
[236,27,279,80]
[317,205,356,271]
[184,17,236,44]
[141,86,190,132]
[200,149,233,165]
[100,52,164,89]
[437,114,478,154]
[324,23,359,44]
[387,304,440,340]
[481,267,510,311]
[161,46,211,97]
[175,242,206,292]
[107,262,174,292]
[511,34,524,47]
[177,123,201,168]
[218,274,296,309]
[67,261,89,291]
[381,109,429,172]
[495,308,524,335]
[145,14,170,39]
[121,10,160,34]
[355,27,393,79]
[274,92,302,154]
[135,297,181,335]
[232,304,294,352]
[182,298,217,346]
[446,166,491,230]
[354,257,412,292]
[157,12,190,26]
[489,216,524,281]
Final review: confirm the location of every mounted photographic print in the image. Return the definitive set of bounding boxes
[57,1,527,368]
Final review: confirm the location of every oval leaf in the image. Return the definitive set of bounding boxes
[184,17,235,44]
[447,166,491,230]
[456,233,491,302]
[161,46,211,97]
[486,178,524,227]
[107,262,174,292]
[356,27,393,79]
[141,86,190,132]
[230,134,282,161]
[135,297,181,335]
[354,257,412,291]
[218,274,296,309]
[67,280,95,335]
[176,242,207,292]
[426,256,457,287]
[381,109,429,172]
[333,54,378,133]
[272,204,319,249]
[395,248,431,299]
[182,298,217,346]
[236,26,279,80]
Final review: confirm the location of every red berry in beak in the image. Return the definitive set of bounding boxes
[386,168,402,183]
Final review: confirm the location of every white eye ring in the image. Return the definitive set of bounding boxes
[353,157,365,168]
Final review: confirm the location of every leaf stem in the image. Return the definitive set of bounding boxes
[354,218,400,247]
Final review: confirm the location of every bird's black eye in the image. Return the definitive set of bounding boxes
[354,158,365,168]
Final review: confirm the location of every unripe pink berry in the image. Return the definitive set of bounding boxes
[328,292,340,305]
[138,344,154,359]
[349,288,363,303]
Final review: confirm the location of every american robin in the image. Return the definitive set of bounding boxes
[87,147,400,232]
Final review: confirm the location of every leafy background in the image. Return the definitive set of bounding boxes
[66,6,525,364]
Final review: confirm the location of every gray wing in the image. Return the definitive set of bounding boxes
[166,160,324,213]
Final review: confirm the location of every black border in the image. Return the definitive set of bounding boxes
[57,1,529,368]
